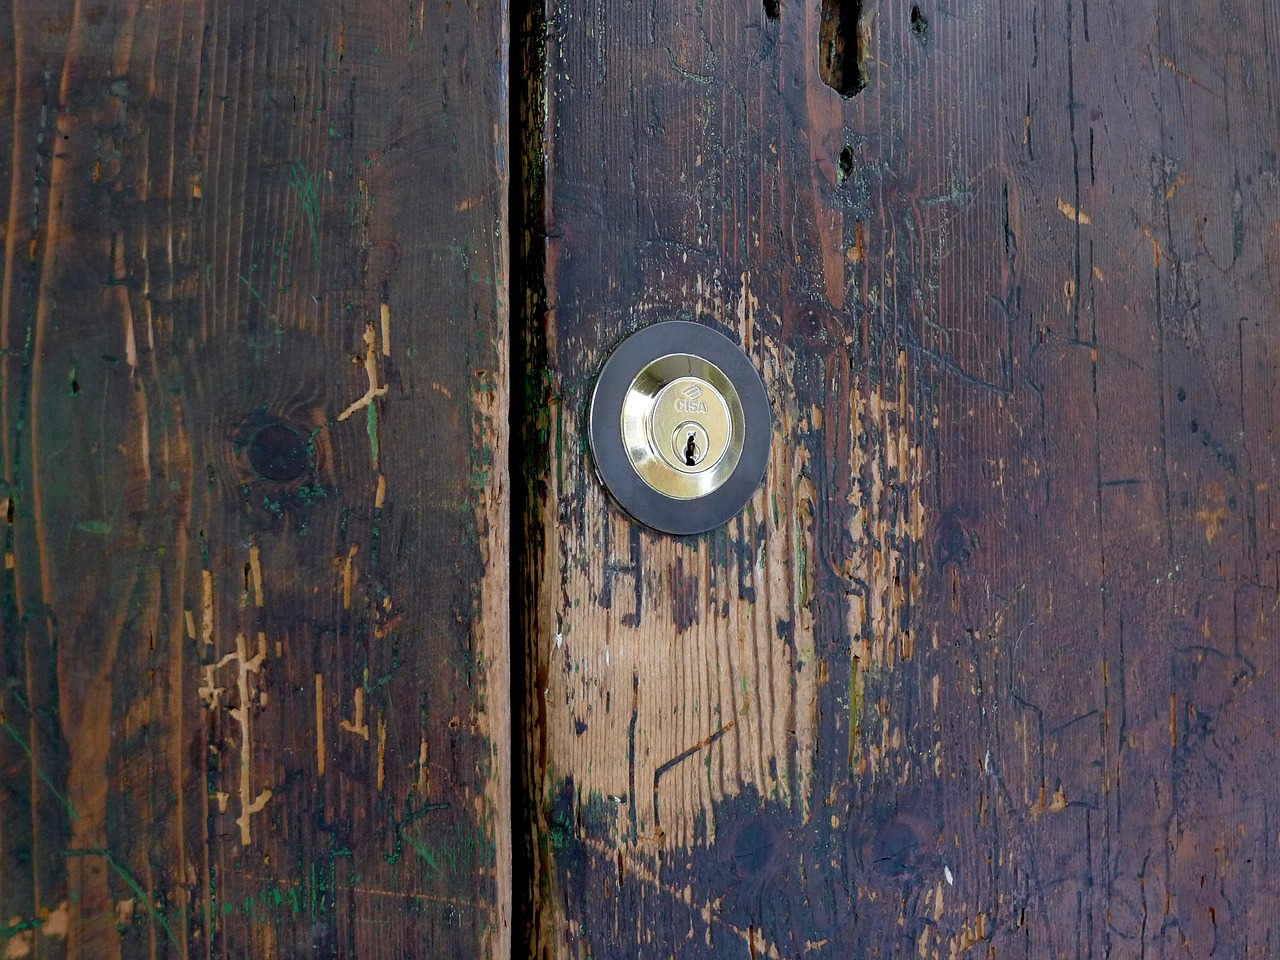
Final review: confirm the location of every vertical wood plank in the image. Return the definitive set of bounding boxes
[518,0,1280,955]
[0,2,509,957]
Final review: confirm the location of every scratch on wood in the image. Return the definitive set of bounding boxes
[377,711,387,791]
[341,683,371,740]
[1141,225,1164,267]
[41,902,68,938]
[201,569,214,647]
[849,655,863,770]
[1158,55,1212,93]
[380,303,392,357]
[337,322,389,423]
[5,928,33,957]
[1057,198,1092,224]
[197,665,225,710]
[249,546,264,607]
[417,736,429,796]
[199,629,272,845]
[343,544,359,610]
[951,912,990,953]
[652,720,736,832]
[316,674,327,777]
[236,873,494,911]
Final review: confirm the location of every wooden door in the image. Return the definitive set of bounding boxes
[517,0,1280,957]
[4,1,1280,958]
[0,2,509,957]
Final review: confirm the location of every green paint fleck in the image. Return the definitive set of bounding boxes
[547,809,573,850]
[2,720,81,822]
[0,916,46,938]
[289,163,324,262]
[408,836,445,879]
[366,402,379,467]
[238,274,267,306]
[63,848,178,947]
[75,520,112,535]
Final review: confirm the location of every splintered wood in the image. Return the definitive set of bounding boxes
[538,310,924,850]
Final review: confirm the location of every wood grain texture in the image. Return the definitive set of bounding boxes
[0,2,509,957]
[518,0,1280,956]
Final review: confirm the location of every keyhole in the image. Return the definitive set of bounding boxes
[670,420,711,470]
[684,433,699,466]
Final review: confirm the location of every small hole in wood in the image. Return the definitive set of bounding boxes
[819,0,868,97]
[910,5,928,43]
[838,145,854,184]
[249,424,307,482]
[764,0,780,19]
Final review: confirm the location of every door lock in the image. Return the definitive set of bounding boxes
[589,321,771,535]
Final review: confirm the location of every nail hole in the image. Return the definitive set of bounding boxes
[838,145,854,184]
[763,0,780,19]
[248,424,307,482]
[910,5,928,43]
[819,0,868,98]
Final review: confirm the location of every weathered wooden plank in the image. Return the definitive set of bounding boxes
[518,0,1280,955]
[0,2,509,957]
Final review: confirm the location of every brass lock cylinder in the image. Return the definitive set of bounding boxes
[620,355,745,500]
[589,321,771,535]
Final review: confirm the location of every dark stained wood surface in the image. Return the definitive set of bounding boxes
[518,0,1280,956]
[0,2,509,957]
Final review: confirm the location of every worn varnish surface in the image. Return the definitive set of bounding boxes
[0,2,509,957]
[519,0,1280,956]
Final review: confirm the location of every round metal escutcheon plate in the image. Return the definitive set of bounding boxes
[589,321,772,535]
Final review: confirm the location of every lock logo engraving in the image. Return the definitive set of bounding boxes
[674,383,708,413]
[674,398,709,413]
